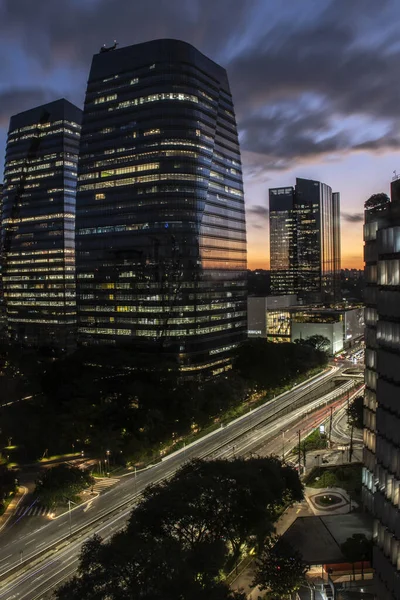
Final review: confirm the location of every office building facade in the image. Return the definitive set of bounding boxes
[1,99,81,350]
[76,39,247,375]
[363,184,400,599]
[269,178,340,304]
[0,183,5,340]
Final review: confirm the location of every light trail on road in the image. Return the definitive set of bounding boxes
[0,367,360,599]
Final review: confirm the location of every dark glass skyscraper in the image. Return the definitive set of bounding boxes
[363,184,400,600]
[76,39,247,375]
[269,178,340,304]
[2,99,81,350]
[269,187,295,295]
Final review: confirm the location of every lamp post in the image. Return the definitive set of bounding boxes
[281,429,285,462]
[66,498,77,536]
[106,450,110,476]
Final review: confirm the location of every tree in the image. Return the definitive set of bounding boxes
[364,193,390,212]
[295,335,331,354]
[252,536,308,598]
[56,532,246,600]
[129,457,303,564]
[347,396,363,429]
[341,533,372,580]
[234,339,327,392]
[35,464,94,507]
[56,458,303,598]
[0,465,17,513]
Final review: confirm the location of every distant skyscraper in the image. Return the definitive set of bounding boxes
[1,99,81,350]
[269,186,295,295]
[363,183,400,600]
[269,178,340,304]
[76,39,247,375]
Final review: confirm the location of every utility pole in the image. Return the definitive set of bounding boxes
[298,430,301,474]
[328,406,334,448]
[282,430,285,462]
[68,499,72,536]
[349,425,354,463]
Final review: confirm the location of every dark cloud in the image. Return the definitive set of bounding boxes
[250,223,265,230]
[0,89,54,127]
[0,0,253,70]
[342,212,364,223]
[247,205,269,219]
[0,0,399,176]
[227,0,400,167]
[239,106,351,167]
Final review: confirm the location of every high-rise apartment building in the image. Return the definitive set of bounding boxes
[76,39,247,375]
[1,99,81,350]
[269,178,340,304]
[363,182,400,600]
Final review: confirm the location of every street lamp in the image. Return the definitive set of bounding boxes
[106,450,110,476]
[66,498,77,536]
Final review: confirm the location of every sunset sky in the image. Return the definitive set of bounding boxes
[1,0,399,270]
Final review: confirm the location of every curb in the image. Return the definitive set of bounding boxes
[0,486,27,533]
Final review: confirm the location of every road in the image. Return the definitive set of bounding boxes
[0,366,356,599]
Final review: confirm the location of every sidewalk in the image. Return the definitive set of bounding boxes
[0,486,27,533]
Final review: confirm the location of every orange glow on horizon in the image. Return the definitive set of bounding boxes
[247,253,363,271]
[247,222,364,271]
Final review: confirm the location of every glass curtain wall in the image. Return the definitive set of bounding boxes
[76,39,247,375]
[2,99,81,351]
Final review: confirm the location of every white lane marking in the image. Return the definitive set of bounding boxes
[36,541,48,549]
[0,554,12,563]
[0,370,342,593]
[83,500,94,513]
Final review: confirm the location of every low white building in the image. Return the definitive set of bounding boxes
[247,295,297,337]
[247,297,364,355]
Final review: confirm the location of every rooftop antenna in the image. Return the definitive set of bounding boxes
[100,40,118,53]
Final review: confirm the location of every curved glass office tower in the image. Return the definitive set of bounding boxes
[76,39,247,375]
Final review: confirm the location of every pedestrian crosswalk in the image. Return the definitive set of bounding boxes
[91,477,119,493]
[13,504,52,517]
[11,478,120,518]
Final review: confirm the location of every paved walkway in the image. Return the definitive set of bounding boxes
[0,486,27,532]
[305,486,357,516]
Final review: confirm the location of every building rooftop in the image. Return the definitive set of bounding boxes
[281,513,373,565]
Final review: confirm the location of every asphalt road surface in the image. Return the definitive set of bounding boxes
[0,366,355,599]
